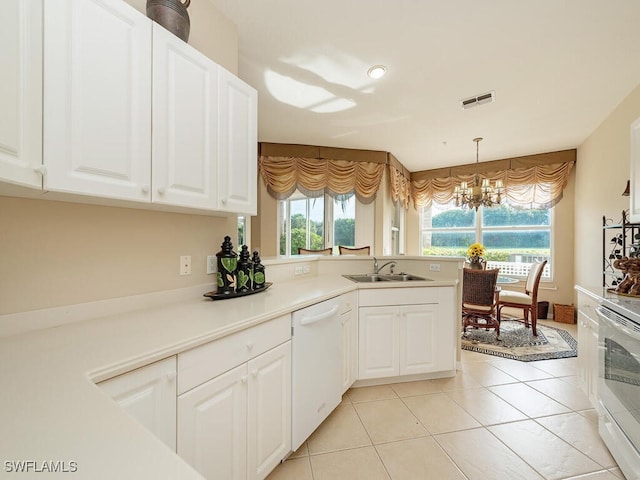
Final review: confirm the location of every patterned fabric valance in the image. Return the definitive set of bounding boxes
[410,149,576,209]
[259,143,398,204]
[388,153,411,209]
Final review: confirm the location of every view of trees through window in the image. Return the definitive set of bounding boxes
[422,201,551,277]
[279,194,355,255]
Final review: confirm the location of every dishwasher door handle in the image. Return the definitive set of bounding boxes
[299,305,340,326]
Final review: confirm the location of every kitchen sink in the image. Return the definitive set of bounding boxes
[381,274,431,282]
[343,274,390,283]
[343,273,432,283]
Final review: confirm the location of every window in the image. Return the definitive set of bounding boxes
[237,215,248,248]
[279,192,356,255]
[421,200,552,279]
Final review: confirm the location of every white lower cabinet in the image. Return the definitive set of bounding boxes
[358,287,455,380]
[247,342,291,480]
[178,362,248,479]
[576,289,600,407]
[97,356,177,451]
[340,292,358,393]
[177,314,292,480]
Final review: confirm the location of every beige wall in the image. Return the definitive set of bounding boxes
[0,1,240,316]
[574,83,640,291]
[0,197,236,314]
[125,0,238,74]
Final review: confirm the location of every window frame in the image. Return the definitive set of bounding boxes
[278,192,357,256]
[420,201,554,281]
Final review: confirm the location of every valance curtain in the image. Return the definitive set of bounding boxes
[410,149,576,209]
[258,143,388,204]
[388,153,412,209]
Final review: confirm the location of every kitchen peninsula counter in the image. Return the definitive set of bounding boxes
[0,273,457,479]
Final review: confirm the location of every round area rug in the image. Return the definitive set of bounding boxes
[461,320,577,362]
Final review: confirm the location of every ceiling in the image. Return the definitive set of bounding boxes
[208,0,640,172]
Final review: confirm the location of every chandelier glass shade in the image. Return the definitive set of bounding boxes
[453,137,504,210]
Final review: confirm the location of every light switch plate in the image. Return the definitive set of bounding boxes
[206,255,216,274]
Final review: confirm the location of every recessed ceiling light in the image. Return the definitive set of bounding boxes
[367,65,387,79]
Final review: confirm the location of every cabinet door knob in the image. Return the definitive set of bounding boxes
[157,187,166,195]
[141,184,150,193]
[33,165,47,175]
[165,371,176,382]
[241,375,248,384]
[246,341,254,350]
[252,369,258,377]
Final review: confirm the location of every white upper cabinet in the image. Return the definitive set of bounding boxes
[1,0,257,215]
[218,67,258,215]
[43,0,152,201]
[152,23,218,210]
[0,0,42,190]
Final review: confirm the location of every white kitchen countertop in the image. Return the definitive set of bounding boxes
[0,274,457,479]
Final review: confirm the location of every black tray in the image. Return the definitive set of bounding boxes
[204,282,272,301]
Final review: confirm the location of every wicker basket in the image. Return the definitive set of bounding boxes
[553,303,575,324]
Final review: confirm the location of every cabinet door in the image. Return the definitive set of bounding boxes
[341,307,357,393]
[358,306,399,379]
[586,317,599,406]
[152,23,218,210]
[399,304,439,375]
[178,363,248,480]
[218,67,257,215]
[247,342,291,480]
[0,0,42,190]
[43,0,151,201]
[98,356,177,451]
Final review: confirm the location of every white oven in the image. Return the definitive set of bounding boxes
[597,304,640,480]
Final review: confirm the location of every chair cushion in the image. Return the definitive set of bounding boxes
[499,290,533,306]
[462,303,493,312]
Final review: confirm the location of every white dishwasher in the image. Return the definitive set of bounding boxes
[291,296,342,451]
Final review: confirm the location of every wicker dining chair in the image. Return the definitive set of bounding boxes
[462,268,501,338]
[496,260,547,336]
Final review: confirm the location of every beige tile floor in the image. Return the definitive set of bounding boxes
[268,320,627,480]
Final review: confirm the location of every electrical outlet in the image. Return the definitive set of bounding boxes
[180,255,192,276]
[303,265,311,274]
[206,255,216,274]
[294,266,304,275]
[429,263,441,272]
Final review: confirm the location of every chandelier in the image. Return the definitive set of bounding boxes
[453,137,504,210]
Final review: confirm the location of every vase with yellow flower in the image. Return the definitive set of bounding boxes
[467,242,486,270]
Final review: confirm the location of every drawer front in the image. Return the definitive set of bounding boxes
[359,287,438,307]
[178,314,290,394]
[340,291,357,314]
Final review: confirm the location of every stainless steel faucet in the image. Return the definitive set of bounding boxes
[373,257,396,274]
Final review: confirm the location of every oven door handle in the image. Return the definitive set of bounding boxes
[596,306,640,341]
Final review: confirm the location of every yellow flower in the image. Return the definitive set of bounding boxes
[467,242,485,259]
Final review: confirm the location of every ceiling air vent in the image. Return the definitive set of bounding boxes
[461,91,495,110]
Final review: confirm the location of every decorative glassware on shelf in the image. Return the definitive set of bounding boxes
[603,210,640,288]
[216,236,237,294]
[211,236,268,299]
